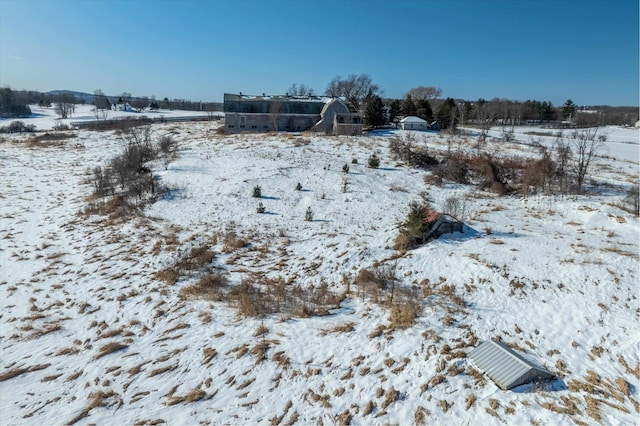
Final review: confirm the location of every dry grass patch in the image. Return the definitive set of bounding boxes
[166,388,206,406]
[66,390,118,425]
[155,268,179,285]
[148,364,178,378]
[381,387,399,409]
[179,273,228,301]
[95,342,128,359]
[466,393,476,410]
[321,322,355,335]
[362,400,376,416]
[202,348,217,365]
[0,363,51,382]
[369,324,386,338]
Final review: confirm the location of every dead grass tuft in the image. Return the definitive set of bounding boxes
[95,342,128,359]
[466,393,476,410]
[381,387,399,409]
[414,406,429,425]
[321,322,355,335]
[363,400,376,416]
[0,363,51,382]
[369,324,386,338]
[66,390,117,425]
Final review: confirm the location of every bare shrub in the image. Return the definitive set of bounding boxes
[179,273,228,301]
[228,278,342,318]
[621,185,639,215]
[355,265,397,302]
[388,134,438,169]
[156,268,179,285]
[522,153,555,195]
[442,195,471,222]
[432,155,468,184]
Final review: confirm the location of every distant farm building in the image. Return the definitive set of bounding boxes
[399,116,428,130]
[469,340,555,390]
[223,93,362,135]
[112,100,135,112]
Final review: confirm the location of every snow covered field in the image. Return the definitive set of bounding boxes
[0,115,638,425]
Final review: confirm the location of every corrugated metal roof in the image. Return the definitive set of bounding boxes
[468,340,555,390]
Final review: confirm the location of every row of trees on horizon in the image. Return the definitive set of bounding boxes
[1,81,638,128]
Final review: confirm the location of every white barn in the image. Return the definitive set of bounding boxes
[399,116,428,130]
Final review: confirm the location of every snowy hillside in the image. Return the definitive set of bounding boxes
[1,118,638,425]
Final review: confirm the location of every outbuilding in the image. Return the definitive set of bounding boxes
[468,340,555,390]
[399,116,428,130]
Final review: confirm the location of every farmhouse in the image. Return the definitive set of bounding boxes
[223,93,362,135]
[469,340,555,390]
[112,100,135,112]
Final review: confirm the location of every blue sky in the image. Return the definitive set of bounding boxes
[1,0,638,105]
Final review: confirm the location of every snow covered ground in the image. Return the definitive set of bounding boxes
[0,117,638,425]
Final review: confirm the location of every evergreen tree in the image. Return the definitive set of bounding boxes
[401,94,417,116]
[416,99,433,122]
[562,99,577,120]
[389,99,401,123]
[364,91,385,128]
[436,97,458,129]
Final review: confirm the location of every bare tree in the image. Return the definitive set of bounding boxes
[406,86,442,101]
[552,132,571,192]
[325,74,380,112]
[270,98,283,132]
[93,89,110,121]
[570,129,602,194]
[287,83,315,97]
[55,93,76,119]
[473,99,496,152]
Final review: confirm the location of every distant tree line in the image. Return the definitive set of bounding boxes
[0,88,32,118]
[300,76,638,129]
[2,84,637,127]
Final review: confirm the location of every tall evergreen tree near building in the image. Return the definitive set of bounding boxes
[389,99,401,124]
[436,97,458,130]
[416,99,433,122]
[401,94,417,116]
[363,90,385,128]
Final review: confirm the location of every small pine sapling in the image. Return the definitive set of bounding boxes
[253,185,262,198]
[342,163,350,174]
[257,202,266,214]
[305,207,314,222]
[368,153,380,169]
[295,182,303,191]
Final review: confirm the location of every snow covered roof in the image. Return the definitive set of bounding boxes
[400,116,427,123]
[468,340,555,390]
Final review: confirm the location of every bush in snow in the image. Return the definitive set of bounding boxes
[252,185,262,198]
[368,153,380,169]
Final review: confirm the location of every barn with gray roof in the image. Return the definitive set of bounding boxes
[469,340,555,390]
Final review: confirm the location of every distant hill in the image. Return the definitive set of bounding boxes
[46,90,96,104]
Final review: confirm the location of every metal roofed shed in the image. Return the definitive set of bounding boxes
[469,340,556,390]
